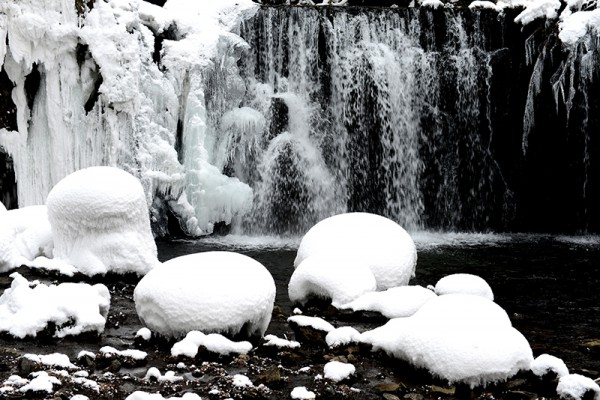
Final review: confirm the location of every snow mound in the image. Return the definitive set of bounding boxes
[263,334,301,349]
[434,274,494,301]
[289,255,377,306]
[0,206,53,272]
[295,213,417,290]
[324,361,355,382]
[46,167,158,276]
[135,251,275,338]
[326,327,362,348]
[0,272,110,338]
[531,354,569,378]
[341,285,436,318]
[557,374,600,400]
[291,386,316,399]
[171,330,253,357]
[361,294,533,387]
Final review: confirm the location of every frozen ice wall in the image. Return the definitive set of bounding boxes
[0,0,256,236]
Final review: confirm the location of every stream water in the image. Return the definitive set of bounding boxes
[158,233,600,373]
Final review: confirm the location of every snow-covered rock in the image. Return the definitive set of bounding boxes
[341,285,436,318]
[0,272,110,338]
[289,255,377,306]
[295,213,417,290]
[171,330,253,357]
[361,294,533,387]
[557,374,600,400]
[46,166,158,276]
[126,392,201,400]
[134,251,275,338]
[291,386,316,399]
[531,354,569,378]
[324,361,355,382]
[0,205,53,272]
[434,274,494,301]
[287,315,335,332]
[326,327,362,348]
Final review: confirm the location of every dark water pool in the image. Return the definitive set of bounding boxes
[157,233,600,373]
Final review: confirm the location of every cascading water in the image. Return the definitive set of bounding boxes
[211,7,514,234]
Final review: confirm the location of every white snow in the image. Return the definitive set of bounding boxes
[295,213,417,290]
[287,315,335,333]
[126,392,202,400]
[325,326,362,348]
[291,386,316,400]
[340,285,437,319]
[421,0,445,8]
[135,251,275,338]
[77,351,96,360]
[22,353,77,370]
[0,205,53,272]
[71,395,90,400]
[19,371,61,394]
[171,330,253,357]
[233,374,254,388]
[0,201,6,213]
[324,361,356,382]
[144,367,183,383]
[559,9,600,45]
[531,354,569,378]
[99,346,147,361]
[263,334,301,349]
[361,294,533,387]
[557,374,600,400]
[136,327,152,341]
[515,0,562,25]
[46,166,159,276]
[289,255,377,306]
[0,272,110,338]
[434,274,494,301]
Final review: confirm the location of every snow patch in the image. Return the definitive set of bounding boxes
[288,315,335,333]
[291,386,316,399]
[171,330,253,357]
[531,354,569,378]
[341,285,437,319]
[324,361,356,382]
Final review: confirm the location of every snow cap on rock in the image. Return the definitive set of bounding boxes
[134,251,276,338]
[434,273,494,301]
[295,212,417,290]
[46,166,158,276]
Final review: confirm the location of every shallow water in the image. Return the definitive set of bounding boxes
[157,233,600,372]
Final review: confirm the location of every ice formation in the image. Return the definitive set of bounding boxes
[0,205,53,272]
[361,294,533,387]
[556,374,600,400]
[289,255,377,306]
[295,213,417,290]
[0,272,110,338]
[46,166,158,276]
[341,285,437,319]
[434,274,494,301]
[171,330,253,357]
[324,361,356,382]
[0,0,256,236]
[134,251,276,338]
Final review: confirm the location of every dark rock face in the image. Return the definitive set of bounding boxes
[0,67,18,210]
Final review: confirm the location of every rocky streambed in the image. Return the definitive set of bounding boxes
[1,237,599,399]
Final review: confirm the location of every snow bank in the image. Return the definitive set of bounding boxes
[46,167,158,276]
[295,213,417,290]
[531,354,569,378]
[557,374,600,400]
[135,251,275,338]
[361,294,533,387]
[434,274,494,301]
[171,330,253,357]
[324,361,356,382]
[289,255,377,306]
[341,285,436,318]
[0,205,53,272]
[0,272,110,338]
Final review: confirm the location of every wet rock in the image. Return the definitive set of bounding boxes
[504,390,539,400]
[375,383,403,393]
[106,359,122,373]
[431,385,456,396]
[403,393,424,400]
[288,322,328,347]
[17,356,39,375]
[383,394,401,400]
[256,366,283,388]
